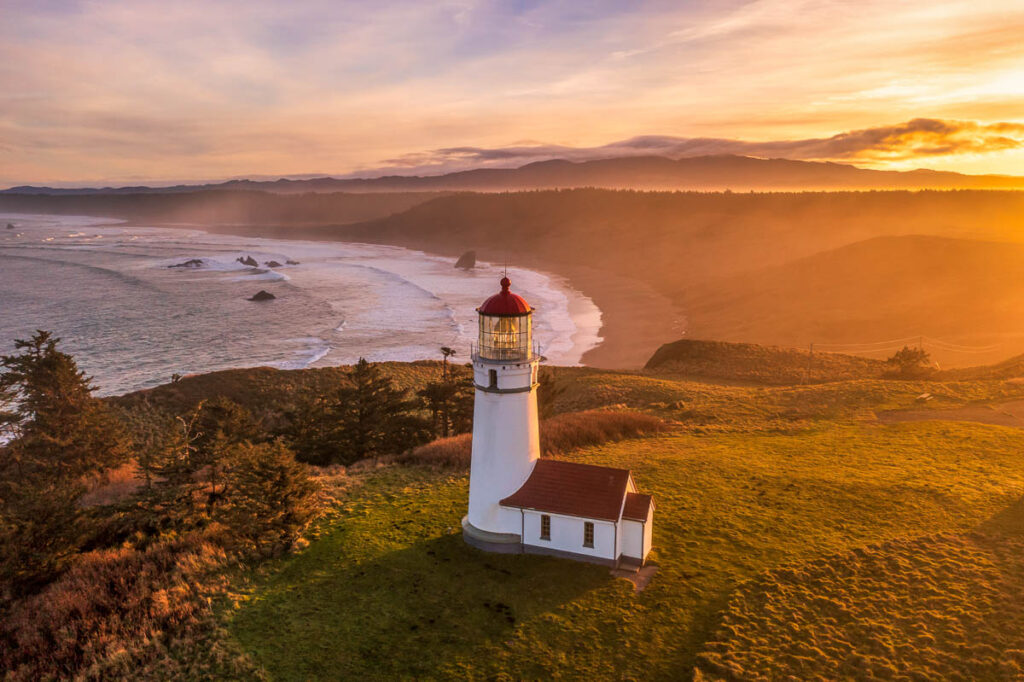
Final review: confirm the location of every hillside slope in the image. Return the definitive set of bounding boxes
[339,190,1024,293]
[7,155,1024,194]
[645,339,886,384]
[682,235,1024,367]
[210,361,1024,679]
[0,190,444,225]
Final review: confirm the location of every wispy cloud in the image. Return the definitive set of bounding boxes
[1,1,1023,185]
[372,119,1024,176]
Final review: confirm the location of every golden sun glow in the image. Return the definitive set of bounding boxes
[1,0,1023,185]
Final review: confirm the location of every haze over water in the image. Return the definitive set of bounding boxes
[0,214,601,396]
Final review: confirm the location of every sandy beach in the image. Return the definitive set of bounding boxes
[201,222,686,369]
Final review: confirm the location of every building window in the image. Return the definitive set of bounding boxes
[583,522,594,548]
[540,515,551,540]
[488,369,497,389]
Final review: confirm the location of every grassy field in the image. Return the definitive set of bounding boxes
[216,368,1024,679]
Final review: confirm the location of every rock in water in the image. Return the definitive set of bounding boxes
[248,290,276,302]
[237,255,259,267]
[168,258,204,268]
[454,250,476,269]
[5,223,14,230]
[286,260,300,265]
[264,260,283,268]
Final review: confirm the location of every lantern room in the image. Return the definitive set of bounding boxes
[475,276,533,362]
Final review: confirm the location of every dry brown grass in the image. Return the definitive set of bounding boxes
[539,409,668,454]
[696,530,1024,681]
[0,531,263,680]
[79,461,145,508]
[394,409,668,469]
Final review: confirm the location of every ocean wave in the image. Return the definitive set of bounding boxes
[0,214,604,392]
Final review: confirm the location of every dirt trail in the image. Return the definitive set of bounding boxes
[877,399,1024,428]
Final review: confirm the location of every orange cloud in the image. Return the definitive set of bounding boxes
[373,119,1024,176]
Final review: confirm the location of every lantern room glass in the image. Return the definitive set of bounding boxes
[478,313,532,361]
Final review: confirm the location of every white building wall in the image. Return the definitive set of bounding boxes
[466,358,540,535]
[621,520,644,560]
[521,510,617,562]
[643,507,653,560]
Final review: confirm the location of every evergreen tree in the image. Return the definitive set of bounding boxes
[191,397,262,517]
[886,345,934,378]
[418,370,474,438]
[0,331,130,592]
[331,358,427,462]
[224,440,318,556]
[281,393,336,466]
[144,398,260,524]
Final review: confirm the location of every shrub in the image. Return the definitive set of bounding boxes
[885,345,936,379]
[394,433,472,468]
[79,461,145,508]
[0,533,259,680]
[539,409,668,455]
[396,410,668,469]
[224,441,319,556]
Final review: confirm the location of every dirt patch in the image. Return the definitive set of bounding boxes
[876,399,1024,428]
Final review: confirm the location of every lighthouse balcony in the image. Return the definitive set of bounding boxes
[470,342,541,366]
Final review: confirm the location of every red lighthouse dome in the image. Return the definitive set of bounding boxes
[478,276,532,316]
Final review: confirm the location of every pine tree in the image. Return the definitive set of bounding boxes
[417,370,474,438]
[331,358,428,463]
[0,331,130,592]
[223,440,318,556]
[281,393,336,466]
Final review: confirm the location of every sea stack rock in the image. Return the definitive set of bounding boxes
[237,255,259,267]
[5,223,14,230]
[454,250,476,270]
[169,258,204,268]
[286,260,300,265]
[248,290,276,302]
[264,260,283,268]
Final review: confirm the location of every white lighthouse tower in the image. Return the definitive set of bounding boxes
[462,275,541,551]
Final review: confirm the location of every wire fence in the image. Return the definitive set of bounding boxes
[811,335,1001,357]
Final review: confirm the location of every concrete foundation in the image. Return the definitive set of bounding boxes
[461,516,523,554]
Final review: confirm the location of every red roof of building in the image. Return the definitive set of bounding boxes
[500,459,632,521]
[622,493,654,521]
[478,276,532,316]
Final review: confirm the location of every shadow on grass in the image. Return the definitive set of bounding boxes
[229,531,611,679]
[976,495,1024,537]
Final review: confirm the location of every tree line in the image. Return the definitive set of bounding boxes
[0,331,474,598]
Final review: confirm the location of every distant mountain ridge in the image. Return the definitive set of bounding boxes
[6,154,1024,194]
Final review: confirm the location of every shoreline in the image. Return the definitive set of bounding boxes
[200,223,685,369]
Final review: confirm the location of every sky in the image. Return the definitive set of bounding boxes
[1,0,1023,187]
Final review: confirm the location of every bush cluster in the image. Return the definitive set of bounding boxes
[396,409,667,469]
[0,332,320,678]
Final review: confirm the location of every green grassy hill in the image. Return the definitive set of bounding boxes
[125,349,1024,679]
[681,235,1024,368]
[110,361,450,420]
[644,338,887,384]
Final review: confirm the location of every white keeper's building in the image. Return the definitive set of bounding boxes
[461,276,654,568]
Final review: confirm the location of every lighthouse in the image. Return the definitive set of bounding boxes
[462,275,655,567]
[462,275,541,551]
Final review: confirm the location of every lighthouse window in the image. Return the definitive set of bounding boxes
[488,369,498,389]
[478,313,532,361]
[540,515,551,540]
[583,522,594,548]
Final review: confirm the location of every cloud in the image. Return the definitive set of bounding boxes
[371,119,1024,176]
[3,1,1024,184]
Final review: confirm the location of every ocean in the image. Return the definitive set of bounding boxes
[0,213,602,396]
